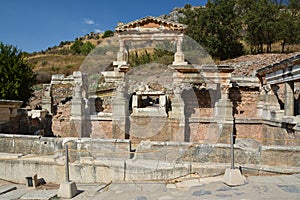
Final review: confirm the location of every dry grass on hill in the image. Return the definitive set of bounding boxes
[27,54,85,83]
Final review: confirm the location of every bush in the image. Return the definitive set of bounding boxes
[80,41,95,55]
[102,30,114,38]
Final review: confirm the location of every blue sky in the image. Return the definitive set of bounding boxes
[0,0,207,53]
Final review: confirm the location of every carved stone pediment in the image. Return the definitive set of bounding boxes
[115,16,187,33]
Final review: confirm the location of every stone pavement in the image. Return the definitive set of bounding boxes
[0,174,299,199]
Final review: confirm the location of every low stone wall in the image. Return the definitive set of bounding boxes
[0,134,299,184]
[0,134,131,160]
[0,134,299,167]
[134,139,300,167]
[262,122,300,146]
[0,157,231,184]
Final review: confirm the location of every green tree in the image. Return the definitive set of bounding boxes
[289,0,300,12]
[0,42,36,103]
[181,0,244,60]
[80,41,96,55]
[70,40,95,55]
[277,9,300,52]
[243,0,279,53]
[102,30,114,38]
[70,39,83,54]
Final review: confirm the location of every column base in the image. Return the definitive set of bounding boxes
[57,181,78,198]
[172,61,188,66]
[223,168,245,186]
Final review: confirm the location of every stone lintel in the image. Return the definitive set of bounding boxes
[282,116,296,124]
[136,91,164,95]
[117,32,183,41]
[200,65,234,73]
[131,108,168,117]
[102,71,125,83]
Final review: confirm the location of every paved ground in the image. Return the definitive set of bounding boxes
[0,174,299,199]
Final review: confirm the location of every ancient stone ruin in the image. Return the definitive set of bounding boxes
[33,16,299,147]
[0,16,299,185]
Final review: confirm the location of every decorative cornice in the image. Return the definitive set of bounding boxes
[115,16,187,32]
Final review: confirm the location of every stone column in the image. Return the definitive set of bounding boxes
[41,84,52,113]
[215,83,233,121]
[113,39,127,67]
[284,81,294,116]
[112,81,129,139]
[172,35,187,66]
[70,71,88,137]
[118,39,125,61]
[171,85,186,141]
[214,82,233,144]
[110,38,129,82]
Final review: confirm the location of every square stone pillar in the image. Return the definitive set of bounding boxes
[215,99,233,120]
[113,39,127,67]
[71,97,88,137]
[70,71,89,138]
[172,35,188,66]
[215,84,233,121]
[112,82,129,139]
[171,86,186,142]
[214,83,233,144]
[284,82,294,116]
[41,84,52,113]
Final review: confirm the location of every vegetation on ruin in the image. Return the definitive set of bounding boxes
[129,49,174,67]
[0,42,36,103]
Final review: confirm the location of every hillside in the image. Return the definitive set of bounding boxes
[28,54,85,83]
[27,32,108,83]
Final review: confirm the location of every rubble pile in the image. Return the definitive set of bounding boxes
[221,52,300,76]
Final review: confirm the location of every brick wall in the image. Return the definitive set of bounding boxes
[230,87,260,118]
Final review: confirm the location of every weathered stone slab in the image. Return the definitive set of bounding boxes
[125,160,189,181]
[0,185,16,195]
[0,189,27,200]
[20,189,57,199]
[261,146,300,167]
